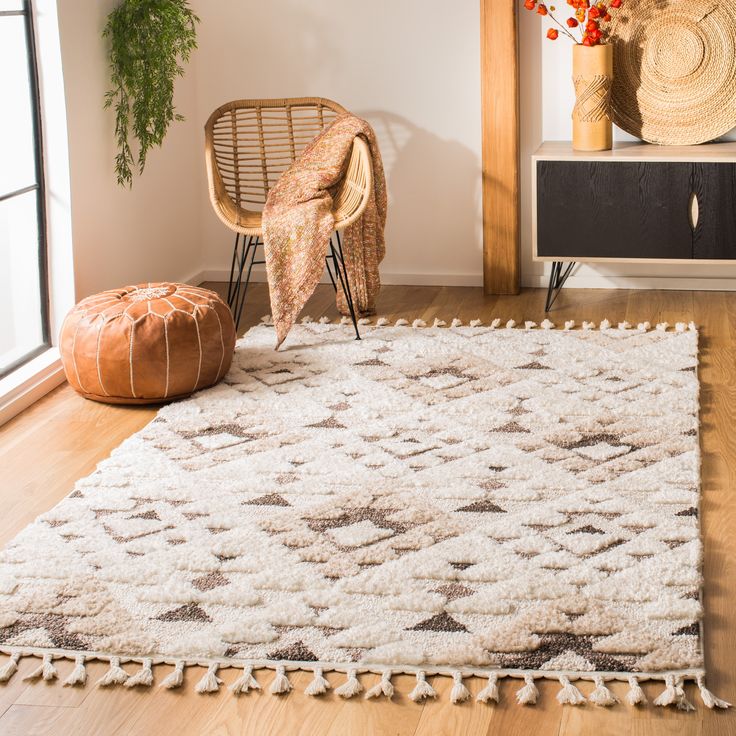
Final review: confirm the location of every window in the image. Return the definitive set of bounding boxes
[0,0,49,378]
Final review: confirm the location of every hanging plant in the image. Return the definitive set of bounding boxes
[103,0,199,187]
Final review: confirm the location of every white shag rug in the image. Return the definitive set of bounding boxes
[0,319,728,709]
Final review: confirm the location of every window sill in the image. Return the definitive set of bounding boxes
[0,347,66,427]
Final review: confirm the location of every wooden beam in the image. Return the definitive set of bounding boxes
[481,0,520,294]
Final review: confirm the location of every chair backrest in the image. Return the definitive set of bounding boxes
[204,97,348,211]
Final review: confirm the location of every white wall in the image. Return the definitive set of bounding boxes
[53,2,736,297]
[56,0,203,300]
[191,0,482,286]
[522,20,736,290]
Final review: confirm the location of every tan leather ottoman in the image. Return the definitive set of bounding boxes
[60,283,236,404]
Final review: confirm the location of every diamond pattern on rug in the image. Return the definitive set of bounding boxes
[0,324,702,674]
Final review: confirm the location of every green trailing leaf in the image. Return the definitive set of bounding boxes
[103,0,199,187]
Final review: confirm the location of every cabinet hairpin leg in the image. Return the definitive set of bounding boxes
[545,261,575,312]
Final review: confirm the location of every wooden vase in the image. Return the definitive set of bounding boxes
[572,44,613,151]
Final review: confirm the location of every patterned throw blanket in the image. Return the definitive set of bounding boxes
[262,114,387,348]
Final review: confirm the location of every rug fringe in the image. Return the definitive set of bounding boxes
[365,670,394,700]
[588,675,619,707]
[230,665,260,695]
[258,315,698,334]
[556,675,586,705]
[62,654,86,687]
[194,663,222,694]
[124,658,153,689]
[304,667,330,696]
[408,671,437,702]
[626,675,647,706]
[335,669,363,699]
[515,674,539,705]
[0,650,724,710]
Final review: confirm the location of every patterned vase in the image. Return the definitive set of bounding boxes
[572,44,613,151]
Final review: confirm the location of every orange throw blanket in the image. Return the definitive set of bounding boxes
[262,114,387,348]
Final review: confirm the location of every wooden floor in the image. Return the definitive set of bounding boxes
[1,283,734,736]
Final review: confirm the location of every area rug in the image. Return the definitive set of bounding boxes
[0,319,728,709]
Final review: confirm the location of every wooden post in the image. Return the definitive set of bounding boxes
[480,0,520,295]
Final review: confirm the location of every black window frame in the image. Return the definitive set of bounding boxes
[0,0,50,379]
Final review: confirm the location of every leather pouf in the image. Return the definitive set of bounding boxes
[60,283,236,404]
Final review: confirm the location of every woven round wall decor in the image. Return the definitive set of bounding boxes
[606,0,736,145]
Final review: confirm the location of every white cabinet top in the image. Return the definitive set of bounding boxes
[533,141,736,163]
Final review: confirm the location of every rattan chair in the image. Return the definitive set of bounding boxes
[204,97,373,336]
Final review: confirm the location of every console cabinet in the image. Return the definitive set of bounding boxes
[533,142,736,264]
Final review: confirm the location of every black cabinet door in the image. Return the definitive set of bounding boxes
[537,161,693,259]
[692,163,736,260]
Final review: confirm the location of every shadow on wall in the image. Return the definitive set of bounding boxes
[352,110,482,276]
[195,0,483,279]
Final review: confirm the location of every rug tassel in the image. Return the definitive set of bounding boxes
[654,674,694,711]
[335,668,363,698]
[696,675,731,709]
[600,319,611,331]
[451,318,463,327]
[540,319,554,330]
[655,322,670,332]
[124,658,153,688]
[516,674,538,705]
[96,656,129,687]
[626,675,647,705]
[270,665,292,695]
[230,665,260,695]
[0,653,20,683]
[395,318,409,327]
[563,320,575,331]
[637,322,651,332]
[618,321,631,330]
[340,316,351,325]
[432,318,447,328]
[376,317,390,326]
[304,667,330,696]
[524,321,537,330]
[194,663,222,694]
[365,670,394,699]
[318,316,331,324]
[260,314,273,325]
[582,321,595,330]
[470,319,482,327]
[588,675,618,706]
[450,671,470,704]
[24,653,58,682]
[675,322,687,332]
[62,655,87,687]
[556,675,586,705]
[358,317,371,325]
[412,319,426,329]
[301,316,314,324]
[506,320,516,329]
[490,318,501,329]
[160,661,185,690]
[476,672,499,703]
[409,671,437,702]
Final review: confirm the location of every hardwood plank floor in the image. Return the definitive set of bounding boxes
[0,284,734,736]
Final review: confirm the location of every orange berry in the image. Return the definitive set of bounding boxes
[537,3,549,15]
[567,17,579,26]
[547,28,559,39]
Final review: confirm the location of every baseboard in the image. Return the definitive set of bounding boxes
[195,267,484,288]
[189,266,736,292]
[0,349,66,428]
